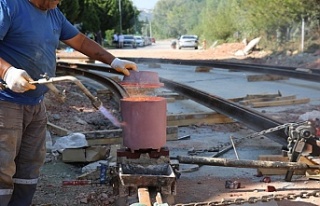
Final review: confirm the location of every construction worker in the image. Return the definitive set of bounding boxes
[0,0,137,205]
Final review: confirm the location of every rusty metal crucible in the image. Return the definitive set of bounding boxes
[120,96,167,151]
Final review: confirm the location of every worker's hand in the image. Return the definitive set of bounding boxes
[3,67,36,93]
[111,58,138,76]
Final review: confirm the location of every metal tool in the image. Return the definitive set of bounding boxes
[0,82,7,90]
[230,136,239,160]
[1,74,123,127]
[62,162,109,186]
[285,121,317,181]
[30,74,102,109]
[0,74,67,102]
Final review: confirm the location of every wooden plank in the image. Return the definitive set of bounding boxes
[250,98,310,108]
[138,188,151,206]
[86,137,123,146]
[195,66,212,72]
[157,92,185,100]
[83,126,179,146]
[247,74,289,82]
[167,112,233,126]
[165,97,176,103]
[257,155,291,175]
[47,122,71,136]
[240,95,296,106]
[229,92,281,102]
[299,156,320,180]
[257,155,318,176]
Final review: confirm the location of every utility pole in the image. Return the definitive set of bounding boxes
[149,18,152,38]
[119,0,122,34]
[140,8,153,37]
[301,16,305,52]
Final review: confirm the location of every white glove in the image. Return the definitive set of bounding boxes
[3,67,36,93]
[111,58,138,76]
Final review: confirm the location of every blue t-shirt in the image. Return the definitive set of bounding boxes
[0,0,79,105]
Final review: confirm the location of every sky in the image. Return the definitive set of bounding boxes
[131,0,158,10]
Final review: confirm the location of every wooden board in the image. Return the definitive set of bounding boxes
[239,95,296,105]
[257,155,318,176]
[250,98,310,108]
[83,126,179,146]
[47,122,70,136]
[167,112,233,126]
[247,74,289,82]
[229,92,281,102]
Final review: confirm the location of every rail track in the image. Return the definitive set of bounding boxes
[56,59,319,146]
[54,59,320,205]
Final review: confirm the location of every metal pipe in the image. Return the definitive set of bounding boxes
[230,136,239,160]
[177,155,320,171]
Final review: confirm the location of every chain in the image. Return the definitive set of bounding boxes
[173,190,320,206]
[188,121,308,155]
[181,121,317,206]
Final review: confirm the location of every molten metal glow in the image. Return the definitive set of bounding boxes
[122,96,163,102]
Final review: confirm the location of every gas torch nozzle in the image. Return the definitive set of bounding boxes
[91,97,103,110]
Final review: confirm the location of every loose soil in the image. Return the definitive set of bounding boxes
[32,42,320,206]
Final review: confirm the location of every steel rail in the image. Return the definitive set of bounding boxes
[55,60,320,206]
[120,58,320,82]
[57,61,123,75]
[56,64,129,100]
[160,77,287,145]
[55,60,318,146]
[57,59,320,81]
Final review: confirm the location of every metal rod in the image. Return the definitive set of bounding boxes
[230,136,239,160]
[30,75,102,109]
[177,155,320,171]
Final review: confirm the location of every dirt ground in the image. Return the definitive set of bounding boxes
[31,43,320,206]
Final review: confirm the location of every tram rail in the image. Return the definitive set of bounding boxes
[56,59,319,146]
[54,59,320,205]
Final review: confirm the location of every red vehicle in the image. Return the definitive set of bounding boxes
[151,37,156,43]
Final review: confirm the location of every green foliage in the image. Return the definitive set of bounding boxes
[152,0,320,51]
[58,0,80,23]
[152,0,204,39]
[59,0,140,37]
[80,0,101,33]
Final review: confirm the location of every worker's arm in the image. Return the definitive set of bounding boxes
[62,33,138,75]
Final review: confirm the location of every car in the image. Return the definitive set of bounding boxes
[134,35,145,47]
[123,34,136,48]
[178,35,199,50]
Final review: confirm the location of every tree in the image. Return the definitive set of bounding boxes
[59,0,80,23]
[152,0,203,39]
[59,0,139,36]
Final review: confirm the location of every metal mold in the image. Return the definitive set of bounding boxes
[119,164,176,188]
[120,71,164,88]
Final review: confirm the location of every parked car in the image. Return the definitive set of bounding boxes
[123,34,136,48]
[134,35,145,47]
[178,35,198,50]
